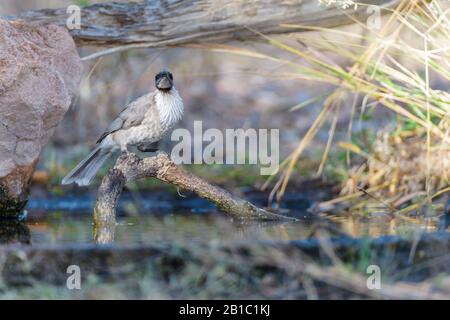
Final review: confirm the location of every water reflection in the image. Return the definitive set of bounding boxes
[92,217,304,244]
[25,213,317,245]
[18,209,443,246]
[93,222,115,244]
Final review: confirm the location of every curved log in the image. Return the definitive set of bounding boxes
[6,0,399,48]
[94,152,296,225]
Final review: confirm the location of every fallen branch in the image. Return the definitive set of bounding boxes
[93,152,295,226]
[6,0,399,48]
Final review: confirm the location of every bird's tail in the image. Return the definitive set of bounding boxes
[62,146,112,186]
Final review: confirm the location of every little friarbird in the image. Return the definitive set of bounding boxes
[62,70,184,186]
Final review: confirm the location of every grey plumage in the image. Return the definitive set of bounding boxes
[61,146,112,186]
[96,93,153,144]
[62,94,153,186]
[62,70,184,187]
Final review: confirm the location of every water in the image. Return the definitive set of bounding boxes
[14,210,438,246]
[1,198,447,298]
[0,192,443,246]
[25,213,313,245]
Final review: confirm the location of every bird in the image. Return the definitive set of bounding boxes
[62,70,184,186]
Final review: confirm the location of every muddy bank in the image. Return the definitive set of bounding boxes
[1,233,449,299]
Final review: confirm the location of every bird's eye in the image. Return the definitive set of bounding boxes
[169,73,173,80]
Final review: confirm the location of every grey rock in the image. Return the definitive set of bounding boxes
[0,19,82,218]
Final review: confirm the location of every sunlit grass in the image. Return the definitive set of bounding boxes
[207,0,450,215]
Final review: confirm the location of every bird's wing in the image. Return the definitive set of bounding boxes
[96,92,155,144]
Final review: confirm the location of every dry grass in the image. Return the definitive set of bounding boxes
[206,0,450,215]
[337,127,450,214]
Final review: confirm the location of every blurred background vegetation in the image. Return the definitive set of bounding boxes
[1,0,449,218]
[1,0,450,300]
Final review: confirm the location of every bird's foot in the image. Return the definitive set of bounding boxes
[137,141,159,153]
[118,149,140,166]
[121,149,131,156]
[119,149,137,161]
[155,151,170,161]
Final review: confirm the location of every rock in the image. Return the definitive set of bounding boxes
[0,20,83,218]
[0,220,30,244]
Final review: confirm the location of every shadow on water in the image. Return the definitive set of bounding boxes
[17,191,321,245]
[0,194,447,246]
[0,209,445,246]
[25,213,322,245]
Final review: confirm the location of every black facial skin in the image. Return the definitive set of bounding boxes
[155,71,174,91]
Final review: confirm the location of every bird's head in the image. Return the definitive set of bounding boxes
[155,70,174,92]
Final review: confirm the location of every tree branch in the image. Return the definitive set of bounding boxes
[6,0,400,47]
[94,152,296,225]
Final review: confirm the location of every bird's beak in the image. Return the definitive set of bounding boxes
[156,76,173,90]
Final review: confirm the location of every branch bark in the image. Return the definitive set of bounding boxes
[6,0,399,48]
[93,152,295,225]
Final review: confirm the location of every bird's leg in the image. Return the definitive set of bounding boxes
[120,145,131,156]
[137,141,159,153]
